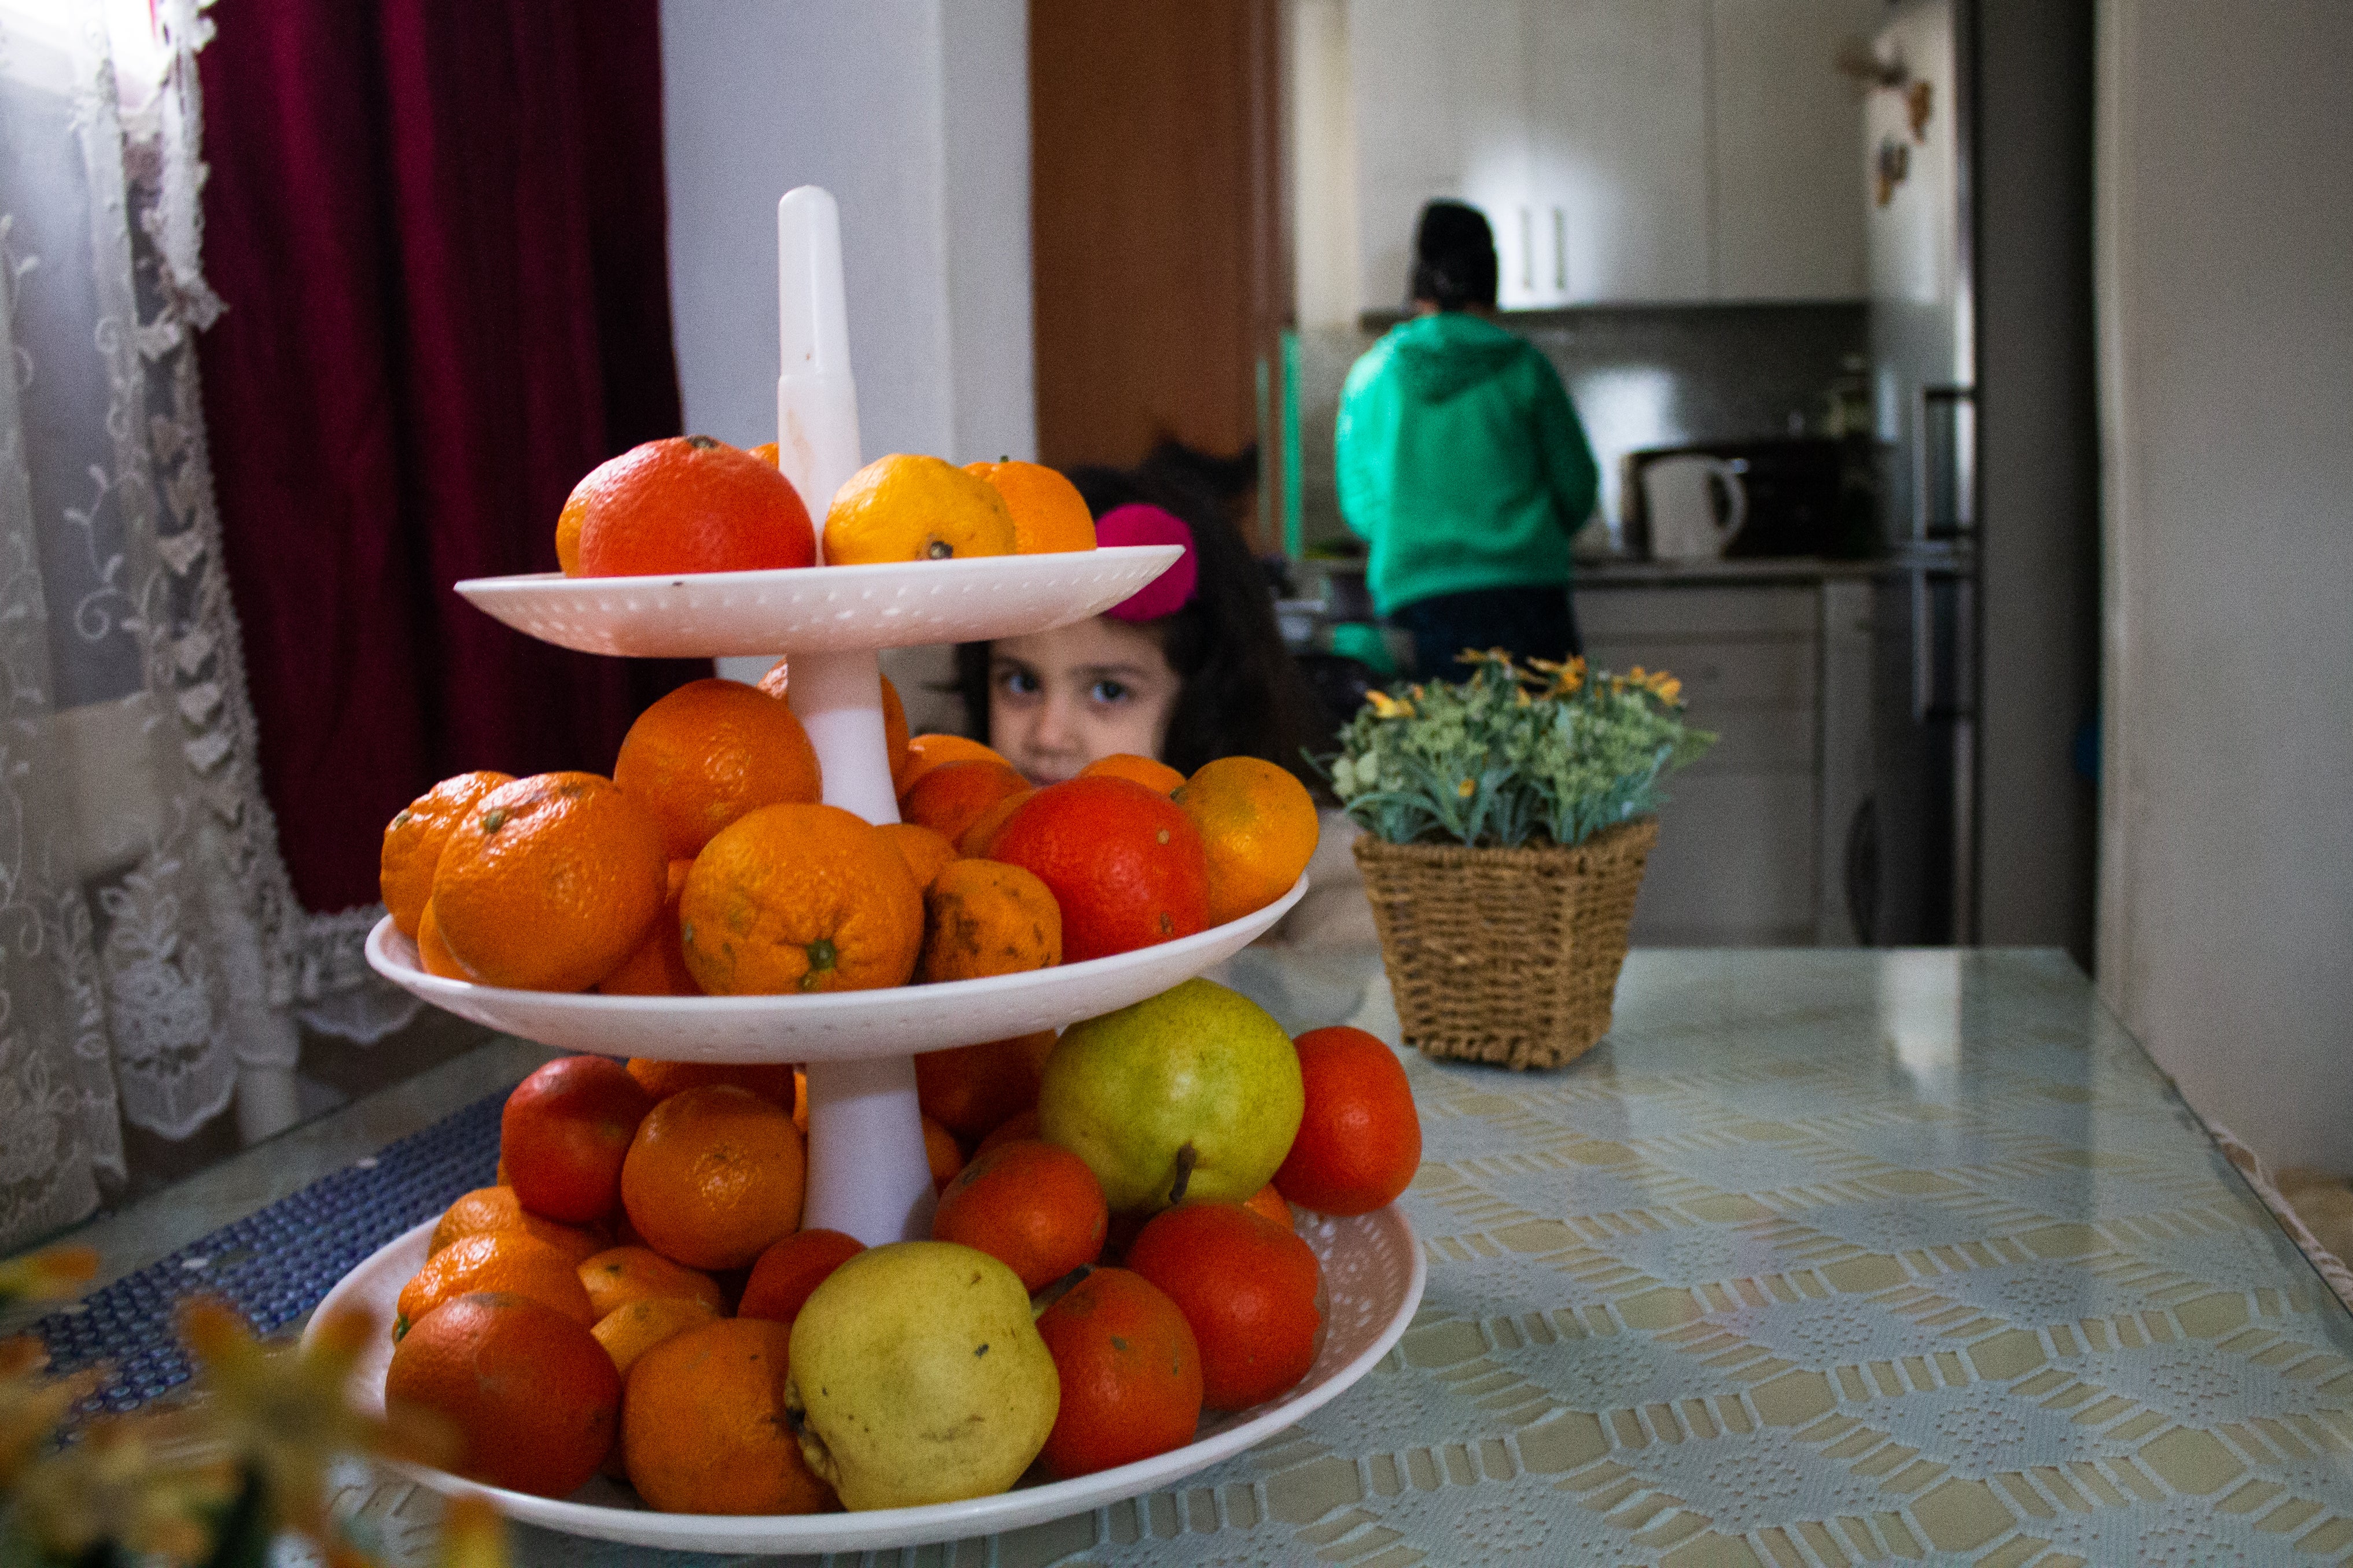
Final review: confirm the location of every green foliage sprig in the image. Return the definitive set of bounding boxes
[1317,650,1712,848]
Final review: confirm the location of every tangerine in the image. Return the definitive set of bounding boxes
[1034,1267,1202,1477]
[395,1231,596,1339]
[1172,757,1320,926]
[915,859,1063,984]
[823,453,1015,565]
[1126,1202,1321,1410]
[577,1245,726,1318]
[570,436,816,578]
[985,777,1209,962]
[679,803,923,995]
[500,1056,654,1223]
[923,1112,966,1191]
[613,678,823,859]
[901,760,1030,846]
[896,733,1015,798]
[598,858,700,996]
[623,1058,797,1109]
[591,1294,717,1380]
[930,1140,1107,1293]
[430,1186,607,1267]
[1273,1027,1422,1215]
[757,667,912,777]
[381,770,514,938]
[963,460,1096,554]
[620,1084,807,1270]
[915,1034,1052,1141]
[955,786,1037,858]
[430,773,669,993]
[415,899,467,980]
[1243,1183,1295,1231]
[1078,754,1185,795]
[623,1318,833,1515]
[973,1108,1040,1159]
[875,822,959,891]
[737,1228,864,1326]
[384,1292,620,1499]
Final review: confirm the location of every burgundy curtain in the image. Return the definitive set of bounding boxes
[197,0,703,913]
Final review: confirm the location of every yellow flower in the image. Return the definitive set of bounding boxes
[12,1414,240,1563]
[1456,778,1476,799]
[0,1245,97,1307]
[437,1493,510,1568]
[1544,655,1586,696]
[0,1337,105,1489]
[1365,689,1415,720]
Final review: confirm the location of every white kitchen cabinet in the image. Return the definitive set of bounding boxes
[1526,0,1712,304]
[1341,0,1871,311]
[1708,0,1880,300]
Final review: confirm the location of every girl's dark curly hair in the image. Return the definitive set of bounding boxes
[953,445,1328,787]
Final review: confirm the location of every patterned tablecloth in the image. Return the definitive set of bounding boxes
[308,947,2353,1566]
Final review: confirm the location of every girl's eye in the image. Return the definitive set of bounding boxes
[996,667,1041,697]
[1088,679,1131,705]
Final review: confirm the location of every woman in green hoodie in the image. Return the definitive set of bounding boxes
[1336,201,1600,676]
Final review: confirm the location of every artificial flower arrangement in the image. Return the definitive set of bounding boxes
[1324,651,1711,1072]
[1323,650,1711,848]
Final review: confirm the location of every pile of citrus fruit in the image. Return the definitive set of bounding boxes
[384,672,1318,996]
[381,1005,1423,1511]
[555,438,1098,577]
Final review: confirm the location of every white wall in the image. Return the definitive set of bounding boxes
[1288,0,1358,330]
[659,0,1035,467]
[2097,0,2353,1168]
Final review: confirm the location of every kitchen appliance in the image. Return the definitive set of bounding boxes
[1855,0,1980,946]
[1639,453,1746,559]
[1621,438,1850,560]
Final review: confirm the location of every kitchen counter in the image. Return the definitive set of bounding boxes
[13,947,2352,1565]
[1575,555,1891,585]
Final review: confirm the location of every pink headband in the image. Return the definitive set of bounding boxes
[1096,504,1198,621]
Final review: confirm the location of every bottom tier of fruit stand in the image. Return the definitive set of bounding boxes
[310,1205,1424,1555]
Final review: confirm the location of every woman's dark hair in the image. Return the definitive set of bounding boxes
[954,443,1330,787]
[1409,200,1498,312]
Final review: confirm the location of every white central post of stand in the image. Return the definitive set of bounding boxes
[775,186,937,1245]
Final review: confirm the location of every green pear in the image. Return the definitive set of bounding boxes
[785,1241,1058,1510]
[1039,977,1304,1214]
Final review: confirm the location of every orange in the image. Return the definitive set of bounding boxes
[614,678,823,860]
[915,1033,1052,1140]
[620,1084,807,1270]
[384,1291,620,1499]
[569,436,816,578]
[430,1186,607,1267]
[1173,757,1320,926]
[1243,1183,1296,1231]
[931,1140,1107,1293]
[793,1067,807,1132]
[591,1295,717,1379]
[923,1112,965,1191]
[1036,1268,1202,1478]
[1273,1026,1422,1215]
[1126,1202,1322,1410]
[623,1319,833,1515]
[956,787,1036,857]
[985,777,1210,962]
[964,460,1096,554]
[430,773,668,993]
[577,1245,726,1318]
[679,803,923,995]
[823,453,1015,565]
[1079,754,1185,795]
[598,858,701,996]
[500,1056,654,1223]
[381,770,514,937]
[395,1231,596,1339]
[737,1228,863,1326]
[901,760,1030,847]
[749,441,779,467]
[896,733,1014,798]
[415,899,467,980]
[916,859,1063,984]
[974,1108,1039,1159]
[623,1058,797,1109]
[876,821,958,891]
[754,665,911,777]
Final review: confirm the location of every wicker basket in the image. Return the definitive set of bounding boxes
[1353,817,1658,1071]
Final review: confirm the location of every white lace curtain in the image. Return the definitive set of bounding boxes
[0,0,404,1253]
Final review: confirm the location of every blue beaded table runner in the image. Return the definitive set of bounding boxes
[31,1093,505,1414]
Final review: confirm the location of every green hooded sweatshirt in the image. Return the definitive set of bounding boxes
[1335,312,1599,615]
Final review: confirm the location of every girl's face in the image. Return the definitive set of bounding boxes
[988,618,1181,784]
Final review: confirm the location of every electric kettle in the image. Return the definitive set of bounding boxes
[1641,454,1748,560]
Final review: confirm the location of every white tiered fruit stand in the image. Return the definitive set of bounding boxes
[312,188,1423,1556]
